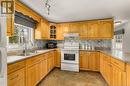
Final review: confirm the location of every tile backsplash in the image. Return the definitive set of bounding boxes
[7,39,112,55]
[79,40,112,50]
[56,40,112,50]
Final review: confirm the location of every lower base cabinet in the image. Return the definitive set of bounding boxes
[80,51,100,71]
[100,52,126,86]
[100,53,111,85]
[54,49,61,67]
[8,50,56,86]
[111,65,126,86]
[8,50,128,86]
[26,64,38,86]
[8,68,25,86]
[26,51,55,86]
[127,64,130,86]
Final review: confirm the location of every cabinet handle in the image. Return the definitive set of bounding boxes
[10,75,19,80]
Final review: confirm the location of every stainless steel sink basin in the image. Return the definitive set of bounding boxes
[19,52,38,56]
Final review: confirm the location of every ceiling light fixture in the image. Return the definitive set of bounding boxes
[45,0,51,15]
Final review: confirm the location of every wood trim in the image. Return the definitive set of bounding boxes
[15,0,42,22]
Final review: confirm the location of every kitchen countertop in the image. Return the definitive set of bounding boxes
[7,49,56,64]
[7,48,130,64]
[80,49,130,64]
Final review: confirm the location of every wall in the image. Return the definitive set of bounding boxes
[115,21,130,52]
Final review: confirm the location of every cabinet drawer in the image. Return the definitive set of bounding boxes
[26,55,42,67]
[8,68,25,86]
[8,61,25,74]
[111,58,125,71]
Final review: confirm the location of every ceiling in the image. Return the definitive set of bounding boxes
[20,0,130,23]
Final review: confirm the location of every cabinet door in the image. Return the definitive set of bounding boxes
[41,59,48,78]
[103,59,111,85]
[47,57,52,72]
[88,52,100,71]
[8,68,25,86]
[56,24,64,40]
[26,64,38,86]
[69,23,80,33]
[80,22,88,39]
[87,21,99,38]
[35,20,42,39]
[35,19,49,39]
[62,23,70,34]
[55,49,61,67]
[37,61,43,81]
[7,15,14,37]
[111,65,126,86]
[100,53,105,75]
[99,19,113,38]
[41,20,49,39]
[127,64,130,86]
[80,52,89,70]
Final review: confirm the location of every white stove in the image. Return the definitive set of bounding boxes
[61,33,79,72]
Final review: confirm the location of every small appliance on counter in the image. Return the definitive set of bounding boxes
[46,41,57,49]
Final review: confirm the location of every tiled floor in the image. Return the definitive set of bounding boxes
[37,68,108,86]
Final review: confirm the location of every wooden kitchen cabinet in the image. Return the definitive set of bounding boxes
[80,51,89,70]
[100,53,111,85]
[88,52,100,71]
[55,19,113,40]
[99,19,114,38]
[69,23,80,33]
[56,24,64,40]
[7,15,14,37]
[26,54,47,86]
[47,51,55,72]
[103,57,111,85]
[41,54,48,78]
[55,49,61,67]
[35,19,49,39]
[100,53,104,74]
[41,19,49,39]
[111,64,126,86]
[126,64,130,86]
[80,51,100,71]
[87,20,99,38]
[100,52,126,86]
[80,22,88,39]
[8,68,25,86]
[8,61,25,86]
[26,63,38,86]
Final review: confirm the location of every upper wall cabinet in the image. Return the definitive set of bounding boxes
[56,24,65,40]
[79,22,88,39]
[87,20,100,38]
[99,19,114,38]
[56,19,114,40]
[35,19,49,39]
[69,23,80,33]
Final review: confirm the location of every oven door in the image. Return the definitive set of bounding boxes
[61,50,79,64]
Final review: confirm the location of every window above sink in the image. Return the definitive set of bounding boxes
[7,23,34,51]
